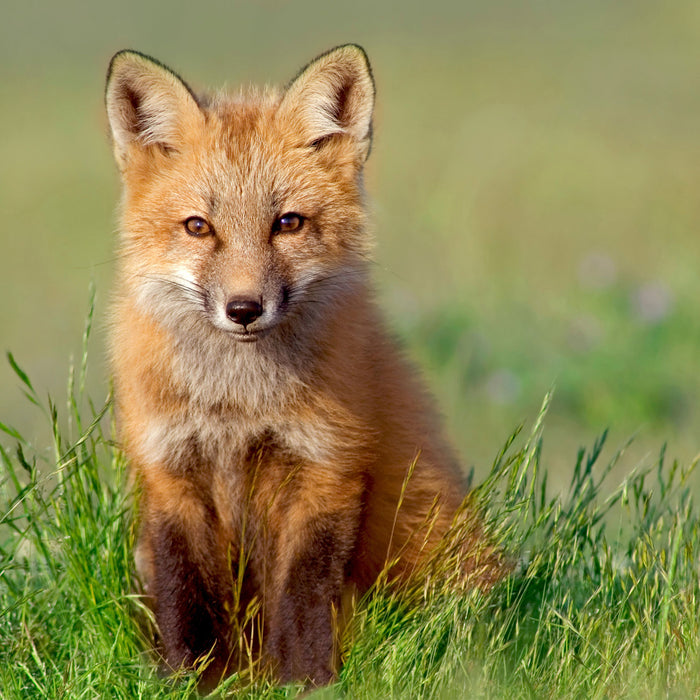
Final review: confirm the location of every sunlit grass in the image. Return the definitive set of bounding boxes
[1,313,698,698]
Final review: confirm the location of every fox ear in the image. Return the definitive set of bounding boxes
[279,44,375,160]
[105,50,204,169]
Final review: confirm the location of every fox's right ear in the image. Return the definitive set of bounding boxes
[105,50,204,169]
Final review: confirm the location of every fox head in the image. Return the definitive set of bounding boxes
[105,46,375,346]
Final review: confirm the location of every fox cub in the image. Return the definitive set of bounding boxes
[105,45,502,687]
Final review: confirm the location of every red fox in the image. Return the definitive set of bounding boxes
[105,45,503,688]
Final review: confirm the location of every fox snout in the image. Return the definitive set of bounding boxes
[225,297,263,329]
[212,285,284,339]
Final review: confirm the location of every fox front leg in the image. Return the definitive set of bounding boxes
[138,478,233,689]
[265,510,358,685]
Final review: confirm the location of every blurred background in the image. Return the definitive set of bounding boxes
[1,0,699,490]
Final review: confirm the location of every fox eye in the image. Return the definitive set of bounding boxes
[184,216,214,237]
[273,213,305,234]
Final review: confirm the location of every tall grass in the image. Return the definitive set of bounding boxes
[1,312,699,698]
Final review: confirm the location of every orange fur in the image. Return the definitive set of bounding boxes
[105,45,502,688]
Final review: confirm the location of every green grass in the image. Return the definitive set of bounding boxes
[2,317,699,698]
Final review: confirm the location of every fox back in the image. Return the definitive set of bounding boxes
[105,46,503,689]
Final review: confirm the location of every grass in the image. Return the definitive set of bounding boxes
[1,311,699,699]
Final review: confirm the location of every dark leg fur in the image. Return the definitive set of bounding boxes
[266,512,354,685]
[150,517,231,688]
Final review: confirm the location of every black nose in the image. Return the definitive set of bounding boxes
[225,298,263,328]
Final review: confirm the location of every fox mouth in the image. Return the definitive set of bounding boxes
[228,328,269,342]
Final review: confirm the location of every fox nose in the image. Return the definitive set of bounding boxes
[225,298,263,328]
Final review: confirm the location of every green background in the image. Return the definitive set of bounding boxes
[1,0,699,489]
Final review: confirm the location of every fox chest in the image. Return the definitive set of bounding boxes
[134,411,361,576]
[135,410,342,503]
[136,404,339,476]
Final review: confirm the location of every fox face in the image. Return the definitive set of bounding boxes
[107,48,374,353]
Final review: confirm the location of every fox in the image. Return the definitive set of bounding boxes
[104,45,504,688]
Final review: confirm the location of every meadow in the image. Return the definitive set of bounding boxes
[1,0,700,697]
[1,344,698,698]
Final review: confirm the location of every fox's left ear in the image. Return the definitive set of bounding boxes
[279,44,375,160]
